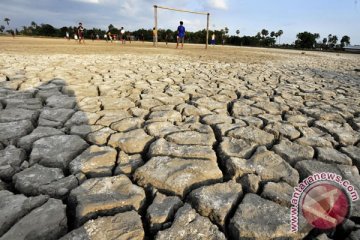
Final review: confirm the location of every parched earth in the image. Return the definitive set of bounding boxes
[0,37,360,240]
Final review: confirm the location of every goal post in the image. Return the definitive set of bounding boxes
[154,5,210,49]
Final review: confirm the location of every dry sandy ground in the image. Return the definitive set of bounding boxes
[0,36,312,62]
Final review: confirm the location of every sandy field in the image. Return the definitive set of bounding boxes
[0,36,360,240]
[0,35,313,60]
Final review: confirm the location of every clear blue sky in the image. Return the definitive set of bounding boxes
[0,0,359,44]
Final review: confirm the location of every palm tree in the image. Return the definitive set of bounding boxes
[322,38,327,44]
[276,30,283,44]
[327,34,338,49]
[340,35,350,47]
[328,34,332,43]
[4,18,10,26]
[236,29,240,36]
[261,29,269,38]
[0,25,5,33]
[31,21,37,29]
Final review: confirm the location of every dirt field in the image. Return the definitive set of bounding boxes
[0,36,308,62]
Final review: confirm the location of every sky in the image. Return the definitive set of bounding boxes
[0,0,359,44]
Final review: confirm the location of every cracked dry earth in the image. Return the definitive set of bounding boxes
[0,47,360,240]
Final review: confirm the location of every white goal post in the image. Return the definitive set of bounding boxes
[154,5,210,49]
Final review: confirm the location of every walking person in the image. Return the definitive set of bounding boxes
[78,22,85,44]
[152,27,157,47]
[176,21,185,49]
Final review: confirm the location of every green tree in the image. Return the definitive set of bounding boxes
[340,35,350,47]
[270,31,275,38]
[38,24,56,36]
[322,38,328,49]
[31,21,37,29]
[60,26,68,37]
[328,34,338,49]
[4,18,10,26]
[224,27,229,35]
[263,36,276,47]
[108,24,115,31]
[261,29,269,38]
[28,21,39,35]
[276,30,283,44]
[295,31,319,48]
[236,29,240,36]
[0,25,5,33]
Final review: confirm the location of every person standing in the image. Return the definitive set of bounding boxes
[120,27,125,44]
[78,22,85,44]
[176,21,185,49]
[152,27,157,47]
[107,31,112,43]
[211,33,216,46]
[73,27,78,40]
[141,33,144,43]
[165,33,169,47]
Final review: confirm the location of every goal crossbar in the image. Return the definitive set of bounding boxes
[154,5,210,49]
[155,5,209,15]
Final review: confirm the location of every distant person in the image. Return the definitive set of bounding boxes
[165,33,169,46]
[211,33,216,46]
[73,27,78,40]
[153,27,157,47]
[127,33,132,44]
[66,31,70,40]
[120,27,125,44]
[104,33,108,42]
[96,34,99,40]
[176,21,185,49]
[78,22,85,44]
[107,31,112,42]
[11,30,15,38]
[141,33,144,43]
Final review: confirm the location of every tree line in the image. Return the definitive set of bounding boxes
[0,18,352,50]
[295,32,350,49]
